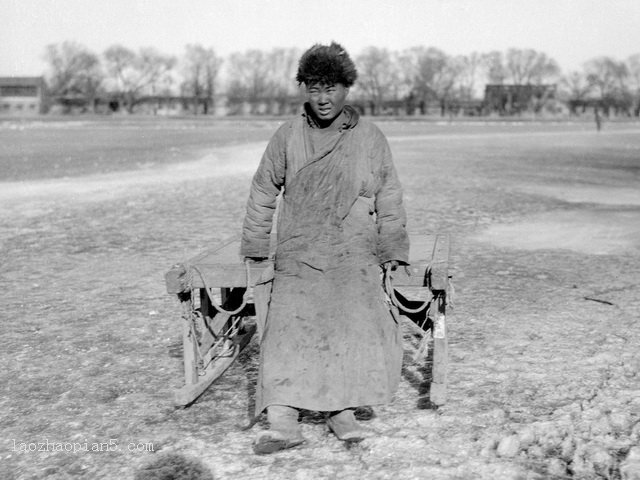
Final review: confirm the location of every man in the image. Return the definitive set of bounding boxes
[241,42,409,454]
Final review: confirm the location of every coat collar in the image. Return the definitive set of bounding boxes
[302,103,360,132]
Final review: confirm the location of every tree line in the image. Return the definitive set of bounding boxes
[43,41,640,116]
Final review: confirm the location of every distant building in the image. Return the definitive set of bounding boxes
[0,77,46,115]
[484,84,557,115]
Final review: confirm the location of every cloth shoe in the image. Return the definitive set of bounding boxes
[253,405,305,454]
[326,409,371,442]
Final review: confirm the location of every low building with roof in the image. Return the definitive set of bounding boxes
[0,77,47,115]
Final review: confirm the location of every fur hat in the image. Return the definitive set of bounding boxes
[296,42,357,87]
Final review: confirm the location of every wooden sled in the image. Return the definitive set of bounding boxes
[165,233,451,407]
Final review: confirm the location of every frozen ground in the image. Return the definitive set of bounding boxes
[1,119,639,479]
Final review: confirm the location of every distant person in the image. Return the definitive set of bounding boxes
[595,107,602,131]
[240,42,409,454]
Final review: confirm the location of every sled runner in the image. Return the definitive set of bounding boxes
[165,233,451,407]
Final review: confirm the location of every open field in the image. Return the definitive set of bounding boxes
[1,117,639,479]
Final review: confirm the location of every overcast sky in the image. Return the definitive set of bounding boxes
[2,0,639,77]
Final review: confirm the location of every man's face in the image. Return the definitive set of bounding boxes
[305,82,349,122]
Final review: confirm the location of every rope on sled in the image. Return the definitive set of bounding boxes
[191,260,252,316]
[382,264,431,314]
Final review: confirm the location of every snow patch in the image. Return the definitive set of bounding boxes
[475,210,640,255]
[518,184,640,207]
[0,143,265,218]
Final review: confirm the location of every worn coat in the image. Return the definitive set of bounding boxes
[241,105,409,415]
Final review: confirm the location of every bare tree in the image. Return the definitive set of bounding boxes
[482,51,507,84]
[104,45,176,113]
[584,56,629,115]
[354,47,403,115]
[402,47,461,115]
[626,53,640,116]
[454,52,483,101]
[560,71,593,114]
[225,49,272,114]
[181,44,222,115]
[504,48,559,85]
[43,41,103,111]
[264,48,300,114]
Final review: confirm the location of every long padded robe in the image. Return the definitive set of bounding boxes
[241,105,409,415]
